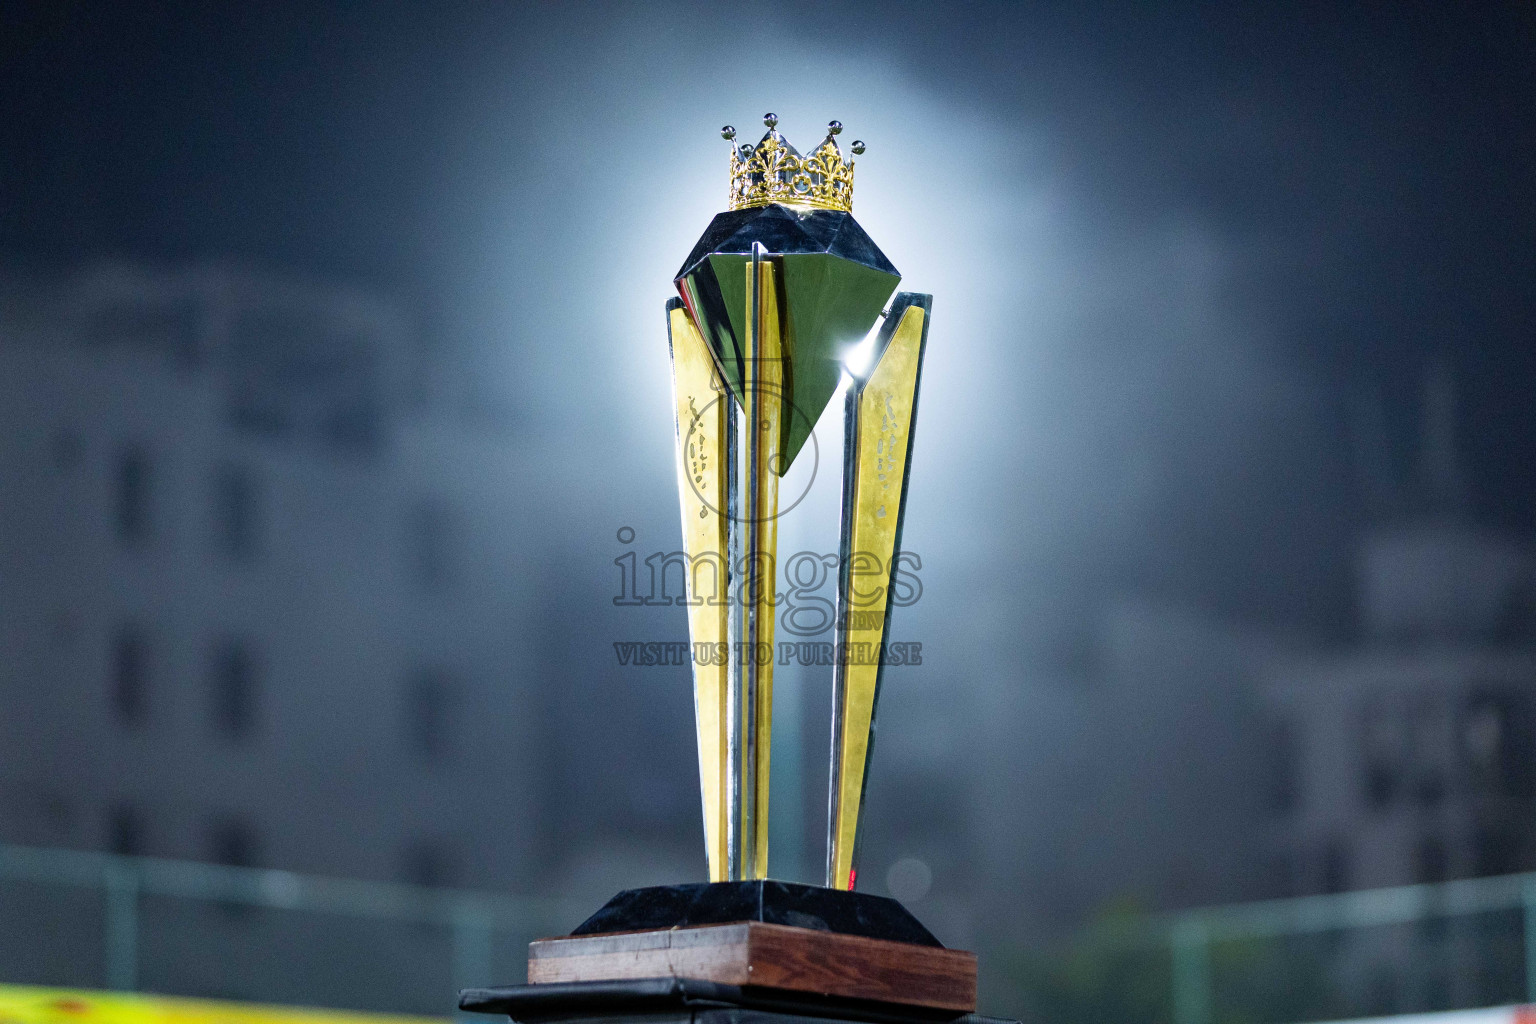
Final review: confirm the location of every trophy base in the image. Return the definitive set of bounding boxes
[509,882,978,1015]
[461,978,1017,1024]
[528,921,975,1012]
[570,881,942,944]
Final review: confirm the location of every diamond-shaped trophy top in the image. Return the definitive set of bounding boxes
[675,118,899,474]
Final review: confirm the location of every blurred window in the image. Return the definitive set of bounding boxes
[1474,826,1527,877]
[111,625,149,726]
[1265,716,1299,816]
[406,498,456,594]
[210,640,259,740]
[1360,702,1406,810]
[206,816,260,916]
[406,668,457,763]
[1414,771,1445,807]
[227,309,382,454]
[108,804,143,857]
[400,838,459,888]
[1410,701,1445,807]
[1415,834,1448,883]
[1321,838,1350,893]
[1460,689,1536,800]
[213,463,261,560]
[208,817,259,867]
[85,299,201,366]
[116,447,152,546]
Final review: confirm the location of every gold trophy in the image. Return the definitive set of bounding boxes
[461,115,988,1024]
[667,114,930,890]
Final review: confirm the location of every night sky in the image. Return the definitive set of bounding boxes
[4,1,1535,638]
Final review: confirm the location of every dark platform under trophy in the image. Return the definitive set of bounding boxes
[520,882,974,1012]
[457,883,995,1022]
[570,881,942,944]
[459,978,1018,1024]
[459,870,1014,1024]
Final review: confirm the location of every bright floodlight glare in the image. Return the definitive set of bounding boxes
[842,325,880,378]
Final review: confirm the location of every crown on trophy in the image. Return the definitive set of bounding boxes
[724,114,864,213]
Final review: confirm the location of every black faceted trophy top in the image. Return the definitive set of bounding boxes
[674,203,901,473]
[674,205,898,280]
[570,880,943,947]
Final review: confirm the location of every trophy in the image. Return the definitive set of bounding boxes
[463,116,1008,1024]
[667,115,926,895]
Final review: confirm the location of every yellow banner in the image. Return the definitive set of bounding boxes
[0,986,445,1024]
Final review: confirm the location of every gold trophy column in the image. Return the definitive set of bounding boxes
[732,244,781,879]
[828,296,930,890]
[665,299,732,881]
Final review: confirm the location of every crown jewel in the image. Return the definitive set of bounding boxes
[723,114,864,213]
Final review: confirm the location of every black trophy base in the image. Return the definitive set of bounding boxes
[465,882,986,1017]
[459,978,1020,1024]
[569,881,942,946]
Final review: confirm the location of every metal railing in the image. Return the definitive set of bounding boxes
[9,841,1536,1023]
[1157,871,1536,1024]
[0,843,585,1014]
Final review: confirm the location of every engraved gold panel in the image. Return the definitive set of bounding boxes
[666,302,731,881]
[829,302,927,890]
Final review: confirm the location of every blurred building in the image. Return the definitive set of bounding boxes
[1267,523,1536,898]
[1265,366,1536,898]
[1258,517,1536,1012]
[0,264,545,893]
[7,261,1534,1002]
[942,363,1536,966]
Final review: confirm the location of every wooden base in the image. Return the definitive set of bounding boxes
[527,922,977,1013]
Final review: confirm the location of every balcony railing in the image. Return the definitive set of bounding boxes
[1048,871,1536,1024]
[0,843,585,1016]
[8,841,1536,1023]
